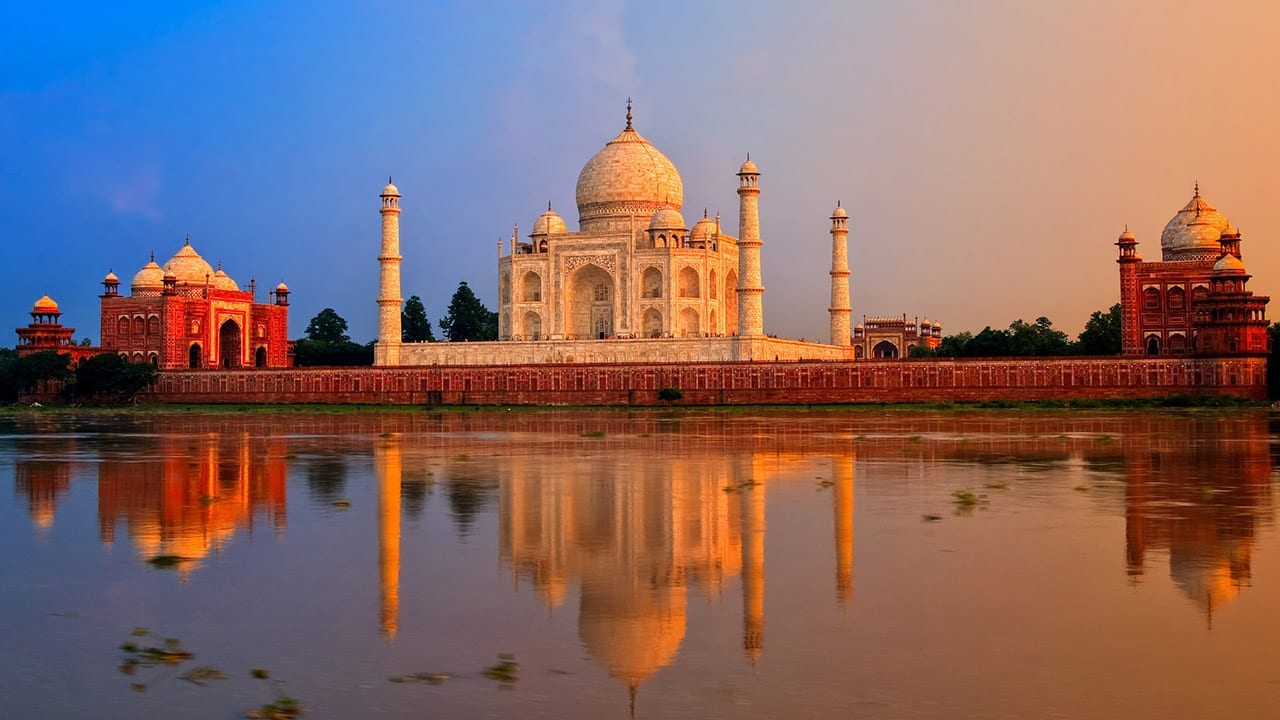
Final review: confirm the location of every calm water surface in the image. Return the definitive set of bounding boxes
[2,409,1279,719]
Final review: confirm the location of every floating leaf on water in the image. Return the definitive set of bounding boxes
[130,682,147,693]
[581,430,605,438]
[483,654,519,683]
[147,555,187,569]
[250,668,270,680]
[922,514,944,522]
[180,666,228,685]
[331,500,351,508]
[1073,484,1091,492]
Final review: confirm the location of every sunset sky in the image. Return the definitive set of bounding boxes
[4,1,1278,343]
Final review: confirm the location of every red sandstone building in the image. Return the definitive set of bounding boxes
[99,238,291,368]
[15,295,100,363]
[1116,186,1269,356]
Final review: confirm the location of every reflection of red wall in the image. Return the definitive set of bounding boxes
[96,433,287,556]
[143,356,1268,405]
[14,461,72,529]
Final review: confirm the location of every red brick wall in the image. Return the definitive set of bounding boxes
[142,356,1268,405]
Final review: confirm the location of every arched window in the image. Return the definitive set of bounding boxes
[117,317,129,335]
[1192,285,1209,303]
[1167,287,1185,311]
[499,273,511,305]
[678,267,700,298]
[873,340,899,359]
[641,267,663,298]
[149,353,158,366]
[189,344,202,368]
[522,311,542,340]
[521,272,541,302]
[1146,336,1160,356]
[642,308,662,337]
[1142,287,1161,310]
[255,346,268,367]
[133,316,145,335]
[1168,333,1186,353]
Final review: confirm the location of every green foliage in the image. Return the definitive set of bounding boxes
[933,317,1071,358]
[304,308,350,344]
[908,344,936,358]
[2,349,72,399]
[1268,323,1280,399]
[657,387,683,402]
[401,295,436,342]
[295,309,373,366]
[439,282,497,342]
[1077,304,1122,355]
[71,354,157,402]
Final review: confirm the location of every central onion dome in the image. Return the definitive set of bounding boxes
[164,238,215,285]
[1161,185,1230,261]
[575,104,683,232]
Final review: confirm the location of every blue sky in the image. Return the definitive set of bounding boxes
[4,1,1278,344]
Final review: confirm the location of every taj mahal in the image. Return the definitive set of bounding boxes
[373,102,941,366]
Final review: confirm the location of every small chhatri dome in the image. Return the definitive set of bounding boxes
[1221,223,1240,239]
[163,240,215,285]
[103,270,119,283]
[575,100,684,229]
[381,177,400,197]
[32,295,59,313]
[131,258,164,291]
[831,201,847,219]
[531,205,568,236]
[739,155,759,175]
[690,212,716,240]
[275,281,289,292]
[1161,184,1230,260]
[648,206,686,231]
[211,267,240,291]
[1213,252,1247,274]
[1118,225,1135,242]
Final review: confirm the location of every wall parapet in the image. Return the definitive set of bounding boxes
[142,356,1268,405]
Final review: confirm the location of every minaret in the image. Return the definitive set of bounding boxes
[376,178,403,366]
[832,455,854,607]
[1115,226,1142,355]
[736,156,764,337]
[828,202,851,346]
[376,433,402,641]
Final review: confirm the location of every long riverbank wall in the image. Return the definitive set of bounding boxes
[140,356,1268,405]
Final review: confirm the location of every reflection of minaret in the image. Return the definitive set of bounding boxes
[1124,449,1150,583]
[376,435,402,641]
[832,455,854,607]
[741,475,765,661]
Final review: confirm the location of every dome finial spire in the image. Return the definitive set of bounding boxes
[625,97,633,129]
[548,200,552,212]
[1194,180,1200,197]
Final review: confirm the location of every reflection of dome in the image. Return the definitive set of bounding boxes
[531,208,568,236]
[1161,186,1230,260]
[164,240,215,285]
[575,117,683,228]
[211,268,240,291]
[578,584,686,687]
[1170,551,1245,620]
[131,259,164,292]
[648,207,685,231]
[32,295,59,313]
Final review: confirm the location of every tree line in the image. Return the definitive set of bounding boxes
[911,305,1122,358]
[0,349,157,403]
[294,281,496,366]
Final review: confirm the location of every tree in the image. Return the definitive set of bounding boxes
[305,308,351,344]
[1077,304,1122,355]
[935,331,973,357]
[402,295,436,342]
[8,350,72,397]
[69,354,157,402]
[295,308,373,366]
[439,282,497,342]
